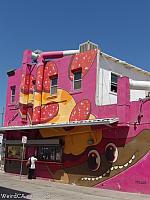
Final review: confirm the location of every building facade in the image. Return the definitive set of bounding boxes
[1,41,150,194]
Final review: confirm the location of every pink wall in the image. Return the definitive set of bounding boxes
[4,68,22,126]
[55,56,99,116]
[95,152,150,194]
[4,50,100,126]
[4,54,150,137]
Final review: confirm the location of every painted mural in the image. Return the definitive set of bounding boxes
[54,129,150,187]
[4,47,150,195]
[18,49,97,125]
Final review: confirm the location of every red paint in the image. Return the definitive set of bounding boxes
[69,99,91,121]
[41,103,59,123]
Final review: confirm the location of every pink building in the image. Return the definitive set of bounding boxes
[1,41,150,195]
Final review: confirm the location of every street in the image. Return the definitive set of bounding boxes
[0,171,150,200]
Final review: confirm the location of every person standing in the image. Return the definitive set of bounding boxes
[27,155,37,179]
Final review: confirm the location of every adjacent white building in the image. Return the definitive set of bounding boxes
[80,41,150,106]
[97,52,150,105]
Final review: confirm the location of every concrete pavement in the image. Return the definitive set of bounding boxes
[0,170,150,200]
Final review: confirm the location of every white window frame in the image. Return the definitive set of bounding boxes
[73,70,82,91]
[110,72,120,94]
[10,86,16,103]
[50,77,58,95]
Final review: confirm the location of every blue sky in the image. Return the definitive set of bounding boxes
[0,0,150,119]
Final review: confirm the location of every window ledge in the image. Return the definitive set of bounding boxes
[109,91,117,96]
[46,95,57,100]
[70,90,82,95]
[8,103,17,107]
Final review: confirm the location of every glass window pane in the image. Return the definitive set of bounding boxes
[111,84,117,93]
[49,147,55,161]
[74,71,82,80]
[56,147,61,161]
[11,86,16,102]
[73,70,82,90]
[11,96,15,103]
[111,73,120,93]
[74,80,81,90]
[51,86,57,95]
[111,73,118,83]
[50,77,58,95]
[12,88,15,96]
[37,145,62,162]
[51,77,58,86]
[7,146,23,159]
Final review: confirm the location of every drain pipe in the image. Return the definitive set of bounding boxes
[31,50,79,61]
[32,49,79,124]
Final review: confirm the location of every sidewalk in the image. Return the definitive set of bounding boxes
[0,170,150,200]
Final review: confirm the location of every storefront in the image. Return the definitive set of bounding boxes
[0,118,118,179]
[4,136,63,177]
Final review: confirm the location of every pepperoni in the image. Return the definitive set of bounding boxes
[41,102,59,123]
[69,49,97,80]
[69,99,91,122]
[35,65,44,92]
[20,74,30,94]
[20,74,35,94]
[32,106,41,124]
[43,61,58,92]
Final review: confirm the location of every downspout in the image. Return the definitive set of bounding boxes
[32,49,79,124]
[31,50,79,60]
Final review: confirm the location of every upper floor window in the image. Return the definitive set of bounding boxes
[10,86,16,103]
[50,76,58,95]
[110,73,120,93]
[73,70,82,90]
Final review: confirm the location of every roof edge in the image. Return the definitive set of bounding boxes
[101,52,150,76]
[0,118,119,131]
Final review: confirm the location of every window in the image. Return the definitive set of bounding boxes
[7,145,25,159]
[146,91,150,97]
[110,73,120,93]
[37,145,62,162]
[50,77,58,95]
[73,70,82,90]
[10,86,16,103]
